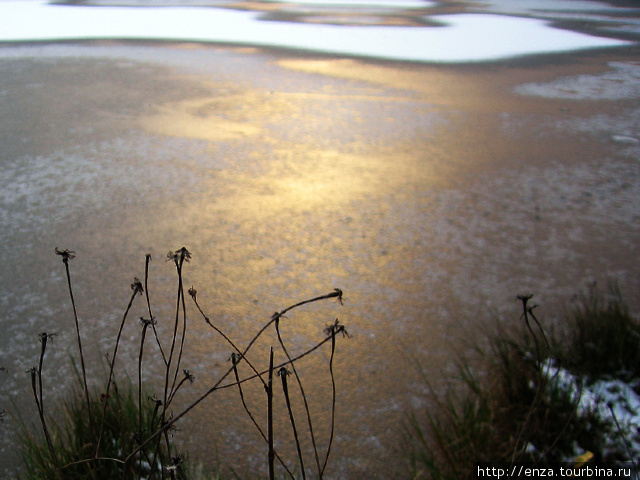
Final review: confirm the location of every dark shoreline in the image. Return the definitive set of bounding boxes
[0,35,638,72]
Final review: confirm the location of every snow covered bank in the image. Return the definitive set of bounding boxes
[0,0,632,62]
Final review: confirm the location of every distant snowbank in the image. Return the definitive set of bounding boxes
[264,0,432,7]
[0,0,632,62]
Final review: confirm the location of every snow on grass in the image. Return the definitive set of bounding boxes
[544,359,640,461]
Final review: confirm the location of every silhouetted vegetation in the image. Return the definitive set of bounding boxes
[14,248,348,480]
[407,284,640,479]
[6,247,639,480]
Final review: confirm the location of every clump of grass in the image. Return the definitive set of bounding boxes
[17,378,167,480]
[407,284,638,480]
[561,283,640,382]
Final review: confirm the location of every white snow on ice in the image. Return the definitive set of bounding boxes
[0,0,632,63]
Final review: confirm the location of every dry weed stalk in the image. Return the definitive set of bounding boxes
[25,247,348,480]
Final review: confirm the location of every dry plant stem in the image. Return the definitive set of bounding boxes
[267,348,275,480]
[158,252,188,471]
[149,398,162,432]
[29,366,58,468]
[126,334,334,465]
[511,295,544,464]
[321,333,337,476]
[232,361,264,436]
[144,254,167,366]
[243,290,343,358]
[138,321,150,479]
[170,277,187,399]
[163,266,180,406]
[511,294,562,465]
[37,334,59,467]
[198,298,294,475]
[519,295,541,369]
[161,423,172,471]
[279,368,306,480]
[164,253,188,412]
[159,264,188,471]
[37,335,47,436]
[167,370,193,406]
[231,358,295,480]
[231,359,265,439]
[126,291,341,463]
[59,456,126,472]
[221,336,335,392]
[137,256,159,479]
[62,256,94,435]
[275,319,322,477]
[164,264,182,406]
[148,398,164,480]
[193,296,266,387]
[96,281,143,458]
[527,308,550,355]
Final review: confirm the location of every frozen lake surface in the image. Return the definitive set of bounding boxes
[0,1,639,479]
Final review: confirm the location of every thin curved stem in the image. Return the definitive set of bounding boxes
[275,319,321,477]
[321,333,337,476]
[96,281,142,457]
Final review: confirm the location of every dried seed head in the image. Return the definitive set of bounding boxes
[188,286,197,300]
[183,369,195,383]
[517,294,535,315]
[178,247,191,261]
[139,316,156,328]
[229,352,242,365]
[167,247,192,266]
[131,277,144,295]
[277,367,291,378]
[54,247,76,263]
[324,319,351,338]
[38,332,57,344]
